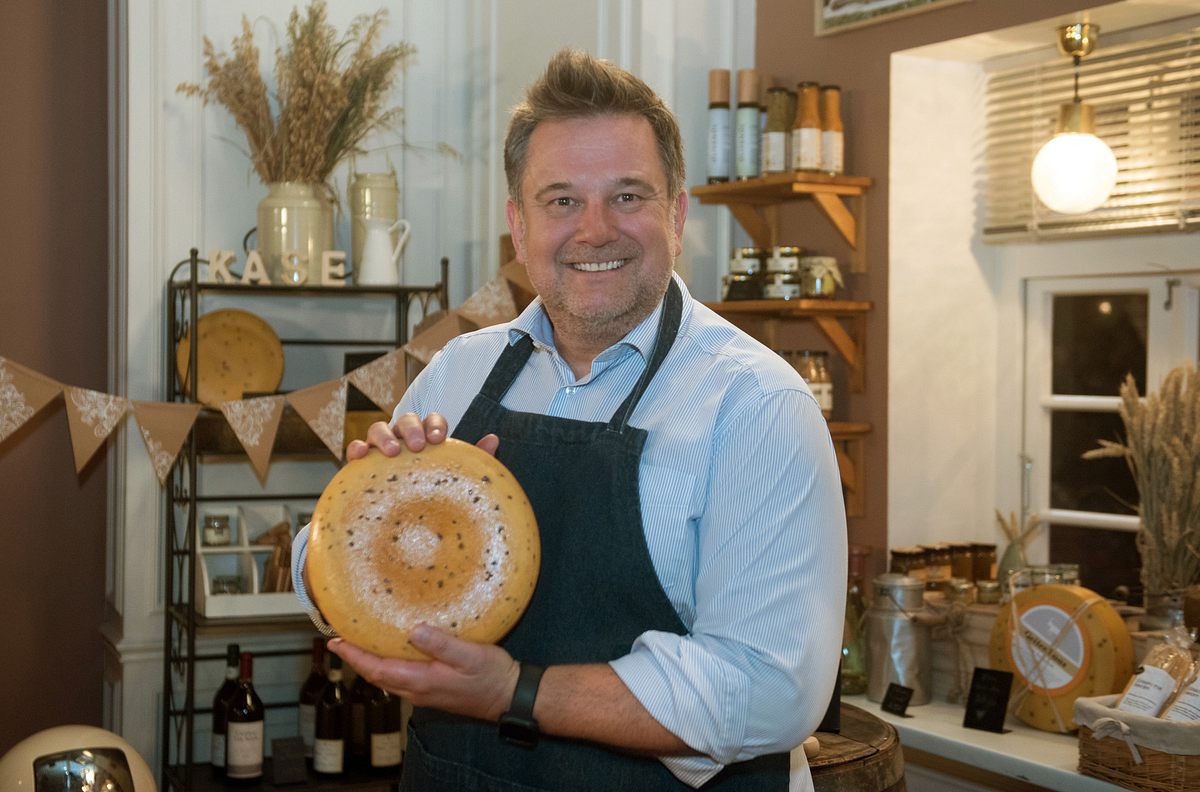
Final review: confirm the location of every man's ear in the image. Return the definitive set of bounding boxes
[505,199,526,261]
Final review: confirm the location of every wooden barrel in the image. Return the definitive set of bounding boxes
[810,703,906,792]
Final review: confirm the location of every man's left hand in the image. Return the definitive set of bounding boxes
[328,625,521,723]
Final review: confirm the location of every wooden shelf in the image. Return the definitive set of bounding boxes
[828,422,871,518]
[706,299,871,391]
[691,172,872,271]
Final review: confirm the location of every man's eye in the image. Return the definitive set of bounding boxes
[616,193,640,203]
[553,197,575,207]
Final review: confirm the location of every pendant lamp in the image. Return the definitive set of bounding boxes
[1030,23,1118,215]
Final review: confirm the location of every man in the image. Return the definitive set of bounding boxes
[293,48,846,791]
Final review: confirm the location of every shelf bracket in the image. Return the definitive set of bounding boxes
[726,203,774,249]
[833,434,865,517]
[811,314,865,391]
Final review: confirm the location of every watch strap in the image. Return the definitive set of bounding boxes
[498,662,545,748]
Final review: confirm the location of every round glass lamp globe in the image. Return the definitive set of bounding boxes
[1030,132,1118,215]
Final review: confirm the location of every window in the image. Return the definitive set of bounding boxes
[1023,274,1200,600]
[985,25,1200,241]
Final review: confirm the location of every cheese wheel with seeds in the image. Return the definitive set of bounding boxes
[308,439,539,659]
[989,584,1133,732]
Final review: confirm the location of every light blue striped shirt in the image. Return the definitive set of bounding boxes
[294,273,846,788]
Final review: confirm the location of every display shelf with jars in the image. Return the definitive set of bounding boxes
[691,172,872,272]
[160,249,447,791]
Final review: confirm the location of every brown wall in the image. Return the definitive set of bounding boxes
[0,0,109,753]
[756,0,1098,578]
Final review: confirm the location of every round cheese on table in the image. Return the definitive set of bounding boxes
[989,583,1133,732]
[308,439,540,659]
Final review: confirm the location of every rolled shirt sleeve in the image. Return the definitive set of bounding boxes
[610,388,847,769]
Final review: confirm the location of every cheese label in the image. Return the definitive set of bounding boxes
[1010,603,1088,694]
[1117,665,1178,716]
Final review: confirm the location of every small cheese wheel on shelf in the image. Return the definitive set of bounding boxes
[308,440,540,659]
[989,583,1133,733]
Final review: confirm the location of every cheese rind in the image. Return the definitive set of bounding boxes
[989,584,1133,732]
[308,440,540,659]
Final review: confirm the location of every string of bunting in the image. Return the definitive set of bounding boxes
[0,258,534,485]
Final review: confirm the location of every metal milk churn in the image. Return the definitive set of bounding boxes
[866,573,942,705]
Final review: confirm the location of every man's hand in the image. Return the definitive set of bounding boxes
[328,626,520,723]
[345,411,499,459]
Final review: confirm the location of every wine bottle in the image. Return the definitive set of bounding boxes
[314,654,349,775]
[225,651,265,782]
[298,637,327,759]
[210,643,240,774]
[366,683,403,770]
[348,673,371,768]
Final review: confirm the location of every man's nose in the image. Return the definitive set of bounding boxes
[574,201,620,247]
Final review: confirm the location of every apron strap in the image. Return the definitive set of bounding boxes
[607,278,683,433]
[477,333,536,403]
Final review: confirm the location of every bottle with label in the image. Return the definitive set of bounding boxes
[366,683,404,770]
[298,637,326,760]
[795,350,833,419]
[762,87,792,174]
[349,674,372,768]
[314,655,349,775]
[210,643,240,775]
[707,69,731,183]
[841,544,871,695]
[792,82,822,172]
[734,69,761,180]
[820,85,845,175]
[225,651,264,783]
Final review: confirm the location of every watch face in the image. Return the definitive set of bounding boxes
[498,716,539,750]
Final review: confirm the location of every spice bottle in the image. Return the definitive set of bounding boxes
[763,87,792,174]
[792,82,822,172]
[795,350,833,419]
[734,69,761,180]
[820,85,844,175]
[707,69,731,183]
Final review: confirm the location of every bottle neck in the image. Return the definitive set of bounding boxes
[329,669,343,684]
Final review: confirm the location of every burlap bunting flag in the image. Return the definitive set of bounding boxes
[346,348,406,415]
[287,377,348,460]
[0,356,63,444]
[456,272,520,328]
[220,395,285,483]
[64,387,131,472]
[132,400,203,485]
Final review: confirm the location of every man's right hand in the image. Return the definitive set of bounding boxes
[345,411,499,460]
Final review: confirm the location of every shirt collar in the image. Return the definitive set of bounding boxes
[506,272,692,363]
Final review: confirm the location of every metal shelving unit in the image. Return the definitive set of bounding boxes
[160,249,448,791]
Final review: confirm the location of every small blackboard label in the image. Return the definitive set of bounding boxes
[881,683,914,717]
[270,736,308,785]
[963,667,1013,733]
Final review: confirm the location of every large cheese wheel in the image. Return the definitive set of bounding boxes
[989,584,1133,732]
[308,439,539,659]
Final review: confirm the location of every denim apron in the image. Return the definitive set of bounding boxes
[400,280,787,791]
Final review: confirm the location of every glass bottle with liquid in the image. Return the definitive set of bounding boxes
[707,69,731,183]
[734,69,761,180]
[820,85,844,175]
[792,81,822,172]
[795,350,833,419]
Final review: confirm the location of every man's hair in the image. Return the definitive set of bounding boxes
[504,48,685,206]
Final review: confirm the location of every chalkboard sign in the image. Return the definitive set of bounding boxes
[881,683,914,717]
[963,667,1013,733]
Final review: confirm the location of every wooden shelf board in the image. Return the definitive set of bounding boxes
[691,172,872,203]
[705,299,872,315]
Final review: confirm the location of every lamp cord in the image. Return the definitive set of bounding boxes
[1073,54,1081,104]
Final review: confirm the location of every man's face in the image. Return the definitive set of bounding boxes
[506,113,687,350]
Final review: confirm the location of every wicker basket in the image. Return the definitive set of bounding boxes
[1075,695,1200,792]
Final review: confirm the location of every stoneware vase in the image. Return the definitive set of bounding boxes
[256,182,333,285]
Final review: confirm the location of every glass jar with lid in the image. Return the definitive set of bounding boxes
[790,350,832,418]
[763,272,802,301]
[799,255,841,298]
[889,546,926,580]
[766,246,804,274]
[921,543,951,589]
[722,272,761,301]
[729,246,765,275]
[970,542,997,582]
[948,542,974,581]
[203,514,233,546]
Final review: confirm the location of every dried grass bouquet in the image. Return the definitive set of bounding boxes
[1084,365,1200,596]
[177,0,413,185]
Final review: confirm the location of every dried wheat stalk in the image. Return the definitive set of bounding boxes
[177,1,413,185]
[1084,365,1200,594]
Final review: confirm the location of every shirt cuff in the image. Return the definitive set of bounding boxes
[290,523,338,637]
[660,755,724,788]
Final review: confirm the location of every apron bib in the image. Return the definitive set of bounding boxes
[402,281,787,791]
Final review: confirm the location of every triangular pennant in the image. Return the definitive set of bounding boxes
[347,349,406,414]
[132,400,203,485]
[456,273,519,328]
[63,386,131,472]
[500,257,537,311]
[219,395,285,483]
[0,356,64,445]
[403,312,480,365]
[287,377,347,460]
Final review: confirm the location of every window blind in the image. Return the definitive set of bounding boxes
[984,26,1200,241]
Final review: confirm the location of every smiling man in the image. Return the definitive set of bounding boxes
[293,48,846,791]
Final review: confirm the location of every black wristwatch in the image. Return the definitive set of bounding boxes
[498,662,545,749]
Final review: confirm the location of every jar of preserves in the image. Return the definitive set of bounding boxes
[921,543,951,590]
[976,579,1001,605]
[766,246,804,274]
[889,546,926,580]
[799,255,841,298]
[948,542,974,581]
[791,350,832,418]
[729,247,765,275]
[722,272,761,301]
[970,542,997,581]
[203,514,233,547]
[763,272,802,301]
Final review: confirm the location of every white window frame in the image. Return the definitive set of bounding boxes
[1019,272,1200,564]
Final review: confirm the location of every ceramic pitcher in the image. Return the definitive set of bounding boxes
[357,218,411,286]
